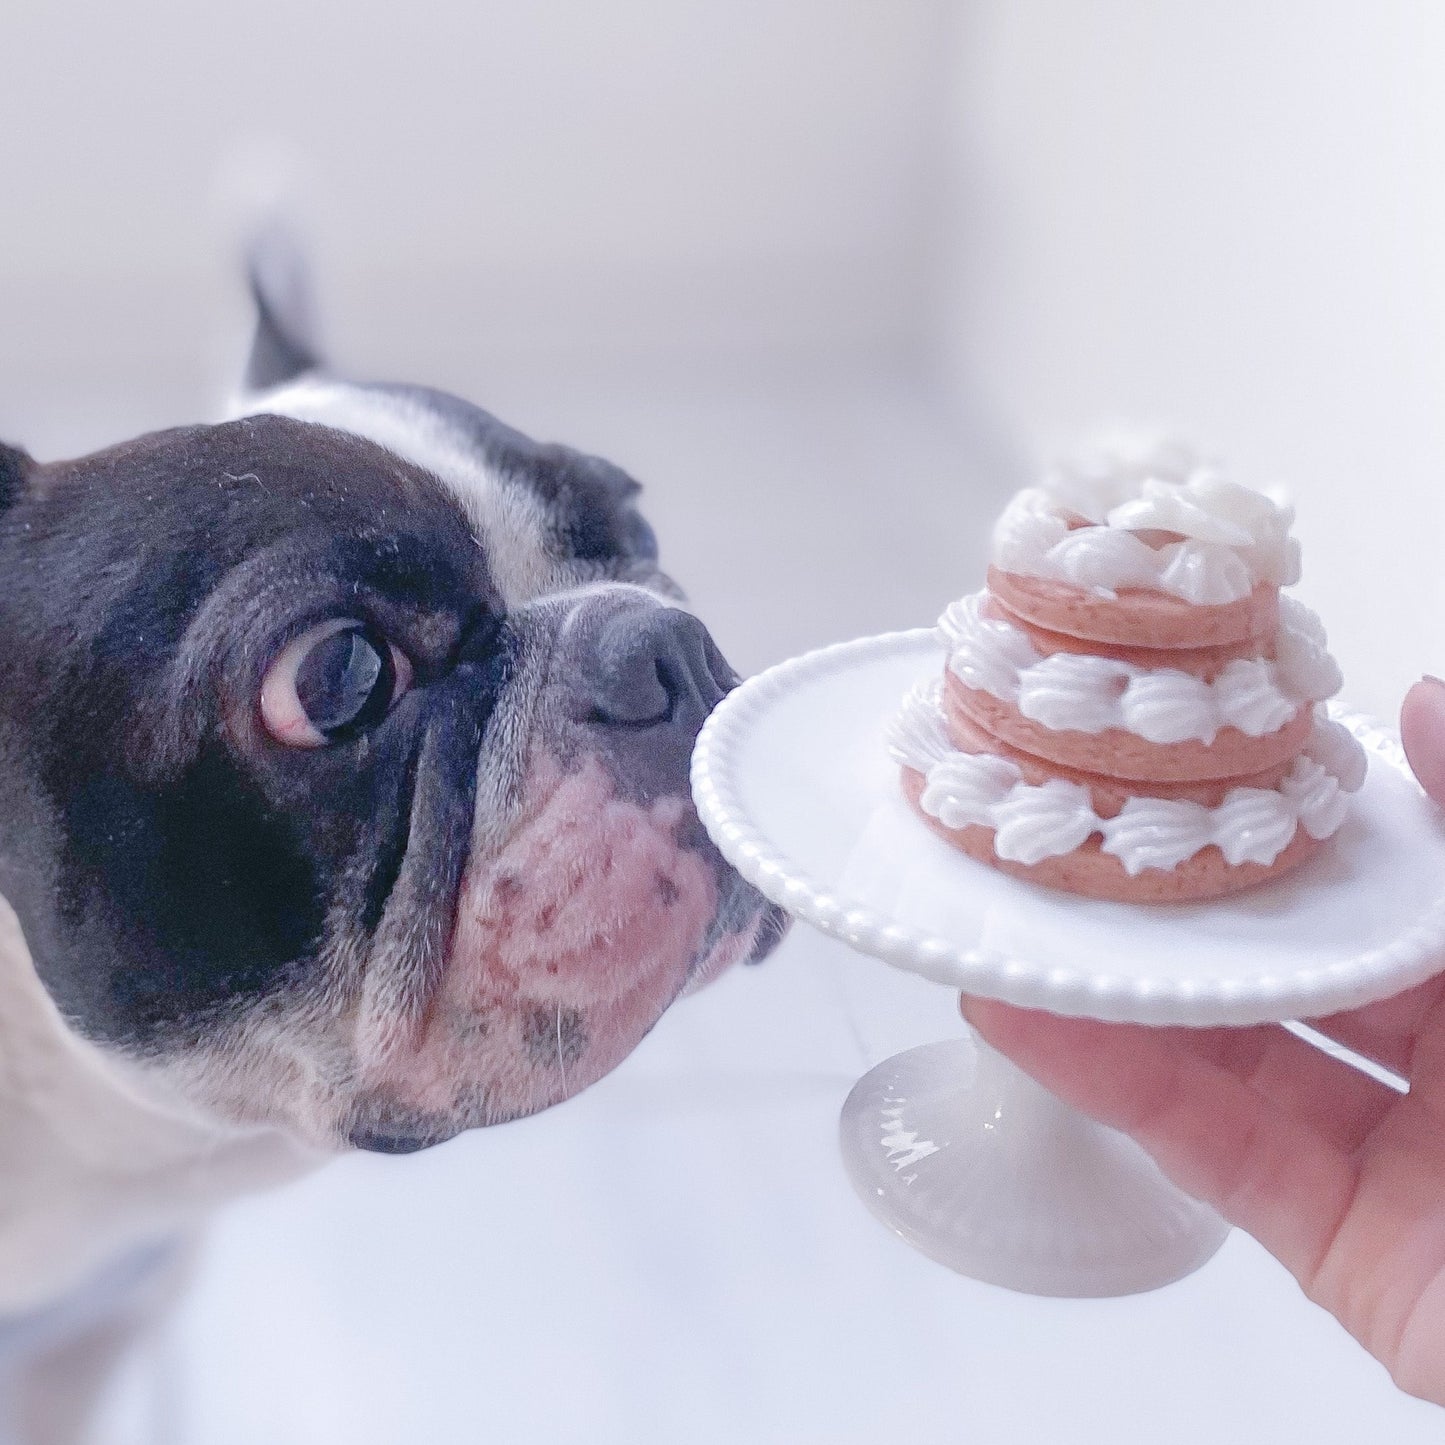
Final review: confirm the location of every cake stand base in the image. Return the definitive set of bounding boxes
[839,1036,1230,1297]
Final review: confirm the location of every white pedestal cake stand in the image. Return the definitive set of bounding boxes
[691,629,1445,1297]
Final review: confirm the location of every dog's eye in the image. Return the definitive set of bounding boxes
[261,620,413,748]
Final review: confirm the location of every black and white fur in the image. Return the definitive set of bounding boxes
[0,236,783,1442]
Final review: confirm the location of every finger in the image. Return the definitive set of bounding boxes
[1305,975,1445,1079]
[1401,677,1445,806]
[962,997,1358,1288]
[957,1000,1396,1153]
[1176,1023,1400,1153]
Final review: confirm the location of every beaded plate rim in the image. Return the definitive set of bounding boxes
[691,628,1445,1026]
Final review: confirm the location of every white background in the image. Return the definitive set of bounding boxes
[3,2,1444,1439]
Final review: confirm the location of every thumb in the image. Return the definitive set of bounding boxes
[1401,678,1445,805]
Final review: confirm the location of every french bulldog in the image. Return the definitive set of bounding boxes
[0,236,785,1441]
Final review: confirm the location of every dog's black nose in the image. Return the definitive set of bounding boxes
[588,608,735,732]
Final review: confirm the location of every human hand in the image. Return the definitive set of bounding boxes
[962,677,1445,1406]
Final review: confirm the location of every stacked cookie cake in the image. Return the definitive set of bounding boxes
[890,440,1367,902]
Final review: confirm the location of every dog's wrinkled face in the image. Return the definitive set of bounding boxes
[0,397,783,1152]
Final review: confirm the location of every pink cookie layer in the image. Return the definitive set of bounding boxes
[982,596,1273,680]
[944,671,1312,785]
[987,566,1279,651]
[943,699,1298,809]
[901,766,1320,904]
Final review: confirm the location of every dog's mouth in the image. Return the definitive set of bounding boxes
[347,747,774,1148]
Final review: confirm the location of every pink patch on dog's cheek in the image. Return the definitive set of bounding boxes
[367,755,719,1121]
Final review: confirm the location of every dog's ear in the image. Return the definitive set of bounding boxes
[0,442,32,512]
[242,220,322,394]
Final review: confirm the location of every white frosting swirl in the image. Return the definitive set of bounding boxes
[1098,798,1214,874]
[888,689,1366,876]
[1207,789,1302,867]
[920,751,1022,830]
[1041,432,1204,519]
[992,779,1099,866]
[1300,711,1369,793]
[991,436,1301,603]
[939,592,1339,745]
[1280,755,1351,840]
[1115,670,1219,744]
[937,603,1037,701]
[1018,652,1132,734]
[1210,659,1298,737]
[1155,539,1256,606]
[886,680,955,769]
[1274,596,1343,699]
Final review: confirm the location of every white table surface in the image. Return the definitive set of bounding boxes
[108,923,1433,1444]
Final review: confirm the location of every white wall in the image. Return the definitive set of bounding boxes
[936,0,1445,716]
[10,0,1439,715]
[2,0,950,400]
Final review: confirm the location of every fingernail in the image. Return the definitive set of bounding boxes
[959,993,1021,1042]
[1402,679,1445,803]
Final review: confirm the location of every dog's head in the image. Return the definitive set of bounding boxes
[0,366,784,1153]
